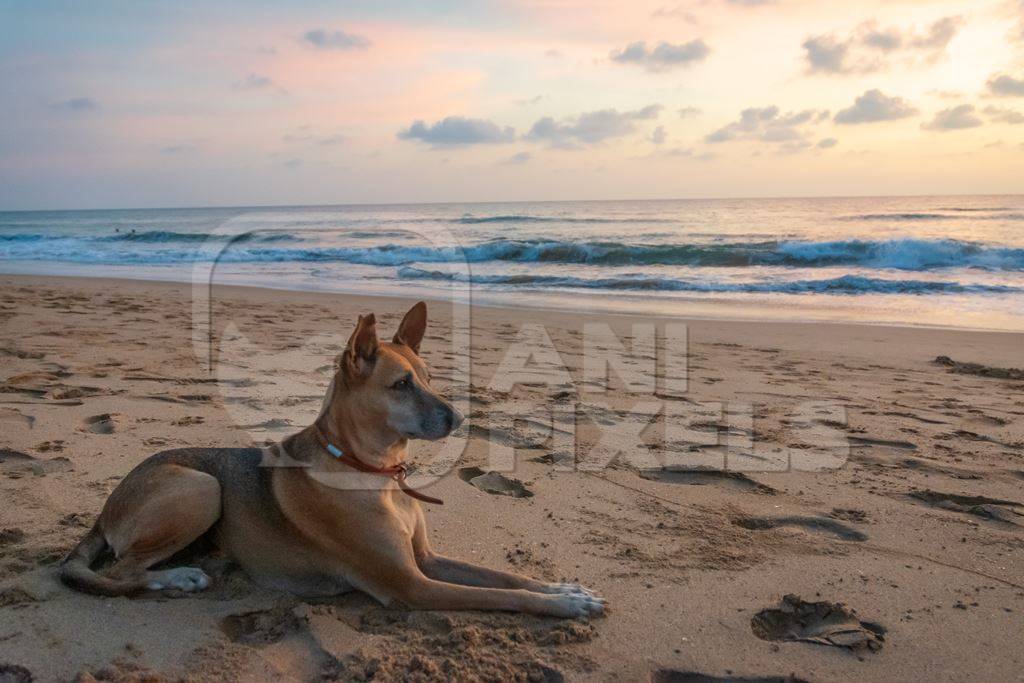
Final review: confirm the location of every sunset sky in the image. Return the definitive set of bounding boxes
[2,0,1023,210]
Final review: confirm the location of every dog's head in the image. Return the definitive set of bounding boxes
[330,302,463,442]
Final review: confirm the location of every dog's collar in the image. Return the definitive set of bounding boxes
[312,424,443,505]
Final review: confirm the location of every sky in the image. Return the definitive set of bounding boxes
[1,0,1023,210]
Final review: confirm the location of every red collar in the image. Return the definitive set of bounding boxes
[312,424,443,505]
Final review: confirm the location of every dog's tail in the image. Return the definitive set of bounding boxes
[59,524,142,596]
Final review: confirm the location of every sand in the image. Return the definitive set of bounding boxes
[0,273,1022,682]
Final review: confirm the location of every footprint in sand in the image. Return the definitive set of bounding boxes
[3,371,62,391]
[750,594,885,652]
[652,671,810,683]
[638,469,776,495]
[458,467,534,498]
[0,664,32,683]
[58,513,92,528]
[239,418,293,431]
[848,436,917,451]
[0,407,34,430]
[0,449,36,470]
[964,412,1008,427]
[907,489,1024,526]
[828,508,868,523]
[81,413,118,434]
[221,606,303,645]
[528,451,574,467]
[0,346,44,360]
[47,385,105,401]
[731,515,867,541]
[0,448,72,477]
[0,528,26,545]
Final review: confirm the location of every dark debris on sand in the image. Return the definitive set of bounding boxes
[933,356,1024,381]
[750,594,885,652]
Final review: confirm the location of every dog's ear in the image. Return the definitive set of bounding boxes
[342,313,379,377]
[393,301,427,355]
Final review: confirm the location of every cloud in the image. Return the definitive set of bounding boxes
[502,152,532,165]
[527,105,661,147]
[283,128,344,146]
[983,106,1024,124]
[861,25,902,51]
[817,137,839,149]
[922,104,983,131]
[302,29,370,50]
[648,146,716,161]
[834,90,918,124]
[705,106,828,145]
[651,5,697,22]
[678,106,701,119]
[651,125,667,144]
[803,16,962,74]
[802,35,850,73]
[49,97,98,112]
[318,134,345,146]
[235,74,275,90]
[397,117,515,147]
[778,140,814,154]
[928,89,964,100]
[909,16,960,50]
[610,40,710,72]
[160,144,198,155]
[987,73,1024,97]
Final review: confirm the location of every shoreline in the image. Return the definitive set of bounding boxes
[4,270,1023,336]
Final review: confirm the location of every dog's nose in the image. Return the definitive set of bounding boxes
[446,406,465,433]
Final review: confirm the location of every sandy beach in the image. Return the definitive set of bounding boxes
[1,273,1022,682]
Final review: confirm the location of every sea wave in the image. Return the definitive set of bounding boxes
[260,237,1023,270]
[936,207,1015,212]
[100,230,301,243]
[0,230,301,244]
[773,238,1024,270]
[252,237,1021,270]
[396,266,1024,295]
[2,236,1023,270]
[843,212,1024,221]
[455,214,674,224]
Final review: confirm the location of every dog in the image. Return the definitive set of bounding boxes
[61,302,605,618]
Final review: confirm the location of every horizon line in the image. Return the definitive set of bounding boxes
[2,191,1022,214]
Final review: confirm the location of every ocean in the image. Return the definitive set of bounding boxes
[2,195,1023,331]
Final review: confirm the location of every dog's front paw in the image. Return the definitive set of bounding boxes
[546,591,605,618]
[542,582,597,598]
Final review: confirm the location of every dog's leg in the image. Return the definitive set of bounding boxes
[417,553,596,597]
[389,572,604,617]
[312,515,601,617]
[410,513,599,600]
[98,464,221,593]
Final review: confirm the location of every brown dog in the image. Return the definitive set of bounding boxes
[61,302,605,618]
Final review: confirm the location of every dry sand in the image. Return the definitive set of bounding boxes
[1,274,1022,682]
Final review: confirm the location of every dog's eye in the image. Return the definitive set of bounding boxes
[391,376,411,390]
